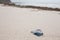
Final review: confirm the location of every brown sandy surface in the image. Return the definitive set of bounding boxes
[0,4,60,40]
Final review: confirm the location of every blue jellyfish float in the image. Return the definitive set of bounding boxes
[31,29,43,37]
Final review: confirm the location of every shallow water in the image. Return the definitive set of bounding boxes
[11,0,60,8]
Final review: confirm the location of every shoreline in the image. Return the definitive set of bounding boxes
[0,3,60,11]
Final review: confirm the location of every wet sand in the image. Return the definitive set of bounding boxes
[0,4,60,40]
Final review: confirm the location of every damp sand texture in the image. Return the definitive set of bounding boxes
[0,5,60,40]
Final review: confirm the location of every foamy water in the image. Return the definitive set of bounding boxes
[11,0,60,8]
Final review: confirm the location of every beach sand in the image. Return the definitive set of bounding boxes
[0,4,60,40]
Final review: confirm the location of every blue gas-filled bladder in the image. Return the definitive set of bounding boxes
[31,29,43,37]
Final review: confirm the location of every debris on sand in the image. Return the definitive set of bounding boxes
[31,29,43,37]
